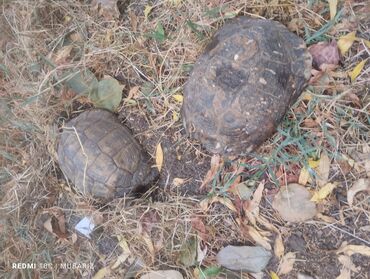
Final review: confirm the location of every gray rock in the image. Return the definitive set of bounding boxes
[216,245,272,272]
[140,270,183,279]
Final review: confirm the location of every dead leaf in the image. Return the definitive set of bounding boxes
[336,254,360,279]
[43,218,53,234]
[347,178,370,206]
[142,232,155,263]
[311,183,337,202]
[298,167,311,186]
[337,31,356,56]
[200,154,222,189]
[172,94,183,103]
[126,86,140,101]
[250,182,264,212]
[212,196,237,212]
[191,217,208,241]
[274,234,285,258]
[54,45,73,64]
[71,233,78,244]
[155,143,164,172]
[278,252,296,275]
[272,184,317,222]
[316,153,331,187]
[231,182,254,200]
[308,41,340,70]
[316,213,337,223]
[144,5,153,20]
[349,59,368,82]
[196,240,207,262]
[92,267,110,279]
[43,209,68,239]
[173,177,187,187]
[337,243,370,257]
[287,18,305,33]
[244,224,272,250]
[328,0,338,20]
[92,0,120,20]
[302,118,319,128]
[270,271,280,279]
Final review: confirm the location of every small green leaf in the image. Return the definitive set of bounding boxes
[179,236,198,267]
[64,69,98,96]
[89,76,123,111]
[198,266,222,279]
[147,22,166,42]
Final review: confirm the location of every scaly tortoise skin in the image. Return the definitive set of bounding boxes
[182,17,312,156]
[57,109,157,200]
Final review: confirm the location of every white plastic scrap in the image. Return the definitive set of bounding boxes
[75,217,95,238]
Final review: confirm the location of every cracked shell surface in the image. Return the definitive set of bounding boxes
[57,109,157,200]
[182,17,312,156]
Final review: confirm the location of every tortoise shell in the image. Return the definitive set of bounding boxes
[57,109,157,200]
[182,17,312,156]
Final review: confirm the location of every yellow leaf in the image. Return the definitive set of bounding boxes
[93,267,109,279]
[155,143,164,172]
[172,94,183,103]
[328,0,337,20]
[270,271,280,279]
[172,111,179,122]
[364,39,370,49]
[311,183,337,202]
[337,244,370,257]
[337,31,356,56]
[144,5,153,20]
[349,59,367,82]
[308,158,320,169]
[301,91,313,101]
[117,236,131,253]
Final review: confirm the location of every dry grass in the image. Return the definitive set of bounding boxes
[1,0,369,278]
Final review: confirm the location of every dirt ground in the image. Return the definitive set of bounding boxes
[1,0,369,279]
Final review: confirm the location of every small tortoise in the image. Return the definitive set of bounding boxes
[57,109,157,200]
[182,17,312,156]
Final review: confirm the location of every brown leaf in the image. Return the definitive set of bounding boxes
[308,41,340,70]
[302,118,319,128]
[191,217,208,241]
[91,0,120,20]
[126,86,140,101]
[140,210,160,235]
[200,154,222,189]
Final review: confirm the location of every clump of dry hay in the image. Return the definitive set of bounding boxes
[1,0,369,278]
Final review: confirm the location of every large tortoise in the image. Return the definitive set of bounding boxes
[182,17,312,156]
[57,109,157,200]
